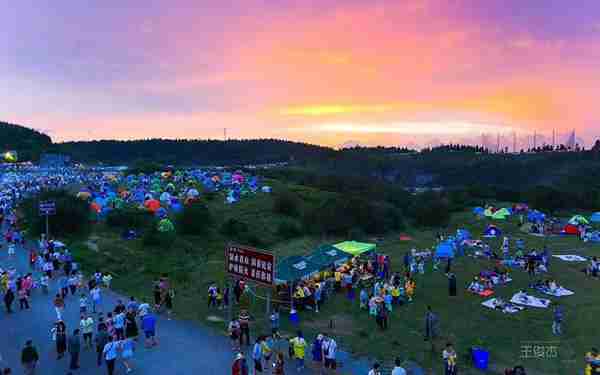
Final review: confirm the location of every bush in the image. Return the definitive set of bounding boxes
[106,206,153,229]
[143,220,176,248]
[176,202,213,235]
[21,190,91,238]
[411,192,450,227]
[276,218,303,239]
[220,218,249,237]
[273,190,300,217]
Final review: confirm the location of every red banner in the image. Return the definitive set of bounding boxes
[226,244,275,285]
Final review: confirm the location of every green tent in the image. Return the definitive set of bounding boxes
[157,218,175,232]
[333,241,376,257]
[307,244,352,268]
[492,208,510,220]
[275,256,320,284]
[569,215,589,226]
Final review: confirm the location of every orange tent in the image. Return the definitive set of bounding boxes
[90,202,101,213]
[144,199,161,212]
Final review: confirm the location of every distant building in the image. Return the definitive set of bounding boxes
[39,153,71,167]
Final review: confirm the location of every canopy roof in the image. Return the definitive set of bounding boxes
[333,241,376,256]
[275,256,320,284]
[307,244,352,268]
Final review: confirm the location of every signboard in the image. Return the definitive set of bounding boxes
[39,201,56,216]
[226,244,275,285]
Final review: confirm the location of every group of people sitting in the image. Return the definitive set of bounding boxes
[531,279,561,294]
[468,269,511,296]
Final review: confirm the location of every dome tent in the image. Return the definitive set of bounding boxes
[435,241,455,259]
[591,212,600,223]
[157,218,175,232]
[563,224,580,235]
[492,208,511,220]
[483,225,502,238]
[568,215,589,226]
[473,207,485,216]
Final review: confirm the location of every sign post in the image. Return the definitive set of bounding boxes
[38,201,56,238]
[226,243,275,326]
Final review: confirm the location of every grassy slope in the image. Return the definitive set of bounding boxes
[66,185,599,375]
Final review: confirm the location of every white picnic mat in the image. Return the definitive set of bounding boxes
[482,298,525,314]
[537,286,575,297]
[552,254,586,262]
[510,293,551,308]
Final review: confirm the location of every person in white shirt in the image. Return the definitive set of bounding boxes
[322,336,337,371]
[368,363,381,375]
[103,336,118,375]
[391,358,407,375]
[80,314,95,349]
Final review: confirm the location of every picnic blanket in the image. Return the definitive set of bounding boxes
[552,254,587,262]
[482,298,525,314]
[470,289,494,297]
[510,293,551,308]
[535,286,575,297]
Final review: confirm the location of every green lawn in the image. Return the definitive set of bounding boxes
[64,194,599,375]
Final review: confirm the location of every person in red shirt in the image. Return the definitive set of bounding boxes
[232,353,249,375]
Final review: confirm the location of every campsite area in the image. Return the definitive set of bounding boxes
[39,178,599,375]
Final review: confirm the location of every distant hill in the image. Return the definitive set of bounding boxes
[0,122,52,161]
[55,139,337,166]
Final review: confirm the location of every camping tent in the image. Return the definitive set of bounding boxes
[157,218,175,232]
[569,215,589,226]
[483,225,502,237]
[563,224,580,235]
[527,210,546,223]
[484,208,494,217]
[473,207,485,216]
[513,203,529,213]
[492,208,511,220]
[307,245,352,269]
[435,241,455,259]
[275,256,321,284]
[333,241,376,257]
[591,212,600,223]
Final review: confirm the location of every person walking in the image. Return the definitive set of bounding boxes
[119,337,136,373]
[322,336,337,373]
[4,288,14,313]
[391,358,407,375]
[274,352,285,375]
[142,312,157,347]
[103,336,118,375]
[20,340,39,375]
[232,352,249,375]
[251,337,263,375]
[53,294,65,321]
[80,314,95,349]
[425,306,438,341]
[290,331,307,372]
[239,310,251,347]
[18,287,30,310]
[55,320,67,360]
[553,304,564,336]
[448,273,457,297]
[68,329,81,370]
[443,343,458,375]
[95,326,109,367]
[91,285,102,314]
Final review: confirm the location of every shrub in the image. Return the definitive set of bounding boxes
[21,190,91,238]
[220,218,249,238]
[176,202,213,235]
[143,220,176,248]
[276,218,303,239]
[106,206,153,229]
[411,192,450,227]
[273,189,300,217]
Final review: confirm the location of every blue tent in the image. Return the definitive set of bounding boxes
[528,210,546,223]
[435,241,455,259]
[483,225,502,237]
[473,207,485,216]
[591,212,600,223]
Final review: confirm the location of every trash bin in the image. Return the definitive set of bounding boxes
[472,347,489,370]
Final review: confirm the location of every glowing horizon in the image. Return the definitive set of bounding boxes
[2,1,600,148]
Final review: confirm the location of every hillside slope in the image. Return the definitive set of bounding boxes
[0,122,52,161]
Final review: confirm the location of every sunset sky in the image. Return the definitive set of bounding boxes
[2,0,600,148]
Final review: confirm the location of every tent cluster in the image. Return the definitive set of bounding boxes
[474,206,512,220]
[75,169,270,231]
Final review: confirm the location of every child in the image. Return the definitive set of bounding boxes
[417,258,425,275]
[360,289,368,310]
[40,274,49,294]
[79,293,88,314]
[7,243,15,258]
[102,273,113,289]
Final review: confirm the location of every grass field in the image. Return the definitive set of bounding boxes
[62,187,600,375]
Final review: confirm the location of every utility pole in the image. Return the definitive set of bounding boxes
[552,129,556,149]
[223,128,227,141]
[496,133,500,153]
[513,131,517,153]
[533,131,537,150]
